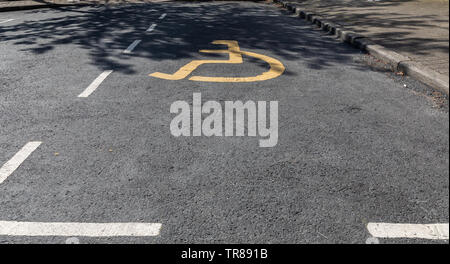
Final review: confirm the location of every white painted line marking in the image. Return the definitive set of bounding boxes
[159,13,167,20]
[0,221,162,237]
[78,70,113,98]
[123,40,142,54]
[367,223,449,240]
[146,23,157,32]
[0,19,14,24]
[0,141,41,185]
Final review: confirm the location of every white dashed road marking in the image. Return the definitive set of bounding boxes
[78,70,113,98]
[123,40,142,54]
[0,141,41,185]
[367,223,449,240]
[0,19,14,24]
[146,23,157,32]
[159,13,167,19]
[0,221,162,237]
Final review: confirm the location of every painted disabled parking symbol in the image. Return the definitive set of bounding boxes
[149,40,285,82]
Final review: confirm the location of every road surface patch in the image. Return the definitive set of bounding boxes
[0,221,162,237]
[78,70,113,98]
[123,40,142,54]
[367,223,449,240]
[0,141,41,185]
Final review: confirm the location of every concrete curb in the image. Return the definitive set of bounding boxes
[273,0,449,95]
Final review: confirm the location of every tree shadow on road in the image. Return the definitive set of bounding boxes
[1,1,371,76]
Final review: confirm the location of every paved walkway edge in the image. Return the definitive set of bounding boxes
[0,2,89,12]
[274,0,449,95]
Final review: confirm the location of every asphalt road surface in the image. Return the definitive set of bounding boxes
[0,1,448,244]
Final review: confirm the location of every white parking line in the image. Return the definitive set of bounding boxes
[159,13,167,20]
[0,221,162,237]
[123,40,142,54]
[367,223,449,240]
[146,23,157,32]
[0,19,14,24]
[78,70,113,98]
[0,141,42,185]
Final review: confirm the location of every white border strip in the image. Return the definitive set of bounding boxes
[146,23,157,32]
[78,70,113,98]
[0,221,162,237]
[367,223,449,240]
[159,13,167,20]
[0,141,42,185]
[0,19,14,24]
[123,40,142,54]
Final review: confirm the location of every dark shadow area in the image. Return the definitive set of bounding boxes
[0,1,369,75]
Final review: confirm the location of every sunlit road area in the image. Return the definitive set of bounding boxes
[0,1,448,244]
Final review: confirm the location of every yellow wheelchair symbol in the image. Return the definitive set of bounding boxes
[149,40,285,82]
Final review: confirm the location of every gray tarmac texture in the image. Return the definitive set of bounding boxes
[0,1,448,243]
